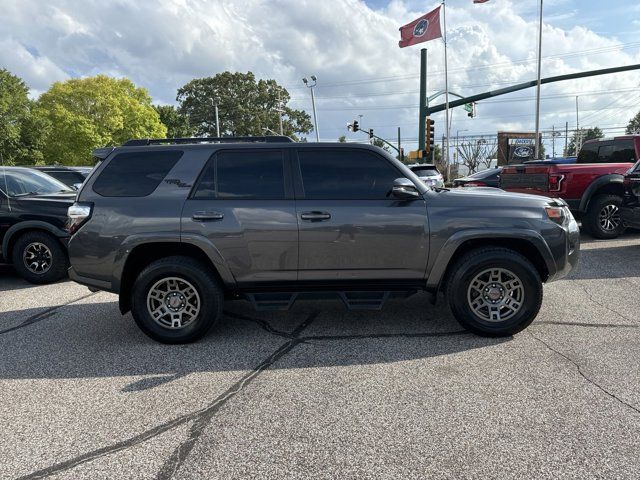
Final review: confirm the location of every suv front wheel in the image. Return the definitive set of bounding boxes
[446,247,543,336]
[130,256,223,344]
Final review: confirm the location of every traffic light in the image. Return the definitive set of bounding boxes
[425,117,435,153]
[368,128,374,139]
[467,102,476,118]
[347,120,360,132]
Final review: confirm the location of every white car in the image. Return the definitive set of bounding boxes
[408,164,444,188]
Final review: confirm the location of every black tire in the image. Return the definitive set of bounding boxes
[11,230,68,284]
[582,194,625,239]
[130,256,223,344]
[445,247,543,337]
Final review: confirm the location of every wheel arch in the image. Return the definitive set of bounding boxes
[2,221,68,262]
[427,231,553,292]
[117,241,234,314]
[578,174,625,213]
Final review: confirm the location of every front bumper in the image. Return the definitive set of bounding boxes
[547,216,580,282]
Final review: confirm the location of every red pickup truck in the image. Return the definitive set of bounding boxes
[501,135,638,239]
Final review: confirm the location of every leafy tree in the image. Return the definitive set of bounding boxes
[154,105,195,138]
[37,75,166,165]
[176,71,313,140]
[338,135,346,143]
[565,127,603,156]
[372,137,390,152]
[626,110,640,134]
[0,69,48,165]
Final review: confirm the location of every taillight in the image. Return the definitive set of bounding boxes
[67,202,93,234]
[548,174,565,192]
[463,181,487,187]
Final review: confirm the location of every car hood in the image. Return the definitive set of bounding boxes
[429,186,556,208]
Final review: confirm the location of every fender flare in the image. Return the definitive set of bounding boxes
[425,228,556,291]
[2,221,69,259]
[578,174,625,213]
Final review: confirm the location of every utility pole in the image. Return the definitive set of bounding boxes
[565,121,568,156]
[552,125,555,158]
[213,98,220,137]
[575,95,580,153]
[303,76,319,142]
[534,0,544,159]
[277,91,283,135]
[397,127,402,162]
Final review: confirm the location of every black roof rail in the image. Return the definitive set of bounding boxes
[122,136,294,146]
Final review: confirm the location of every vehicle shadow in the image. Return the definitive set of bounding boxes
[0,294,508,388]
[568,243,640,280]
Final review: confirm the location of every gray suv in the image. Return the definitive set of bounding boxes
[67,136,580,343]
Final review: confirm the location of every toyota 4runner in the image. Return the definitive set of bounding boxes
[66,136,580,343]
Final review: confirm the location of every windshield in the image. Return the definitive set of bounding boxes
[0,169,73,197]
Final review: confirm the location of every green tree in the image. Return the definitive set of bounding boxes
[372,137,390,152]
[565,127,603,156]
[176,71,313,140]
[37,75,166,165]
[626,110,640,134]
[154,105,195,138]
[0,69,48,165]
[338,135,346,143]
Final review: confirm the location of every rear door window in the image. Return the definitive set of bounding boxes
[611,139,636,163]
[193,149,286,200]
[597,144,614,162]
[93,150,182,197]
[297,149,400,199]
[577,143,598,163]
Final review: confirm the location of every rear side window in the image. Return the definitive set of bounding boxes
[411,166,438,177]
[611,139,636,163]
[298,149,400,199]
[93,150,182,197]
[193,149,285,199]
[597,144,614,162]
[577,143,598,163]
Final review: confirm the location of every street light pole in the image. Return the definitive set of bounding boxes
[303,76,319,142]
[534,0,543,159]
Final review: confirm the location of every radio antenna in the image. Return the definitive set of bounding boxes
[1,153,10,212]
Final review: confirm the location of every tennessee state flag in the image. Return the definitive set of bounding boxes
[398,6,442,48]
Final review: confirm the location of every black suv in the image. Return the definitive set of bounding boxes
[1,167,75,283]
[67,136,580,344]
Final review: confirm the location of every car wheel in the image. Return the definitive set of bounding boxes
[446,247,543,337]
[130,256,223,344]
[583,194,625,239]
[11,231,68,284]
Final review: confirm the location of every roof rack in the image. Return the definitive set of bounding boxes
[122,136,294,146]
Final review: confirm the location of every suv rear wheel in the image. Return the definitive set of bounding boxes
[583,194,625,239]
[11,231,68,284]
[130,256,223,344]
[446,248,542,336]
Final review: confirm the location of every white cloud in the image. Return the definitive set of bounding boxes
[0,0,638,151]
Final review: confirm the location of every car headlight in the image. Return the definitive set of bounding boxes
[545,206,569,225]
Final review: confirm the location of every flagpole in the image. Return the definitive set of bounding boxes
[442,0,450,178]
[534,0,543,158]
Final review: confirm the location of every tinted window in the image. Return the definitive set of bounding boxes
[93,150,182,197]
[411,166,439,177]
[193,149,285,199]
[0,168,72,197]
[47,171,86,187]
[611,139,636,163]
[597,144,614,162]
[577,143,598,163]
[298,149,400,199]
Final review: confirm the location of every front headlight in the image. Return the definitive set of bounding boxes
[545,206,569,225]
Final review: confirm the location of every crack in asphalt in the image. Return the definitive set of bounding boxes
[528,331,640,416]
[0,291,97,336]
[578,283,639,326]
[223,310,299,339]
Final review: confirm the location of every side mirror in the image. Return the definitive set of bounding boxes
[392,178,420,199]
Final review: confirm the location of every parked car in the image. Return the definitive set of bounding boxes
[621,160,640,229]
[407,163,444,188]
[33,166,93,190]
[0,167,75,283]
[500,135,637,239]
[453,167,502,188]
[67,136,580,344]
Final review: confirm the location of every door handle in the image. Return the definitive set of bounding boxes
[192,211,224,221]
[300,211,331,221]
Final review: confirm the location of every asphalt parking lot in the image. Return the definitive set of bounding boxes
[1,233,639,479]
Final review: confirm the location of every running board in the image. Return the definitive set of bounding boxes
[244,290,413,312]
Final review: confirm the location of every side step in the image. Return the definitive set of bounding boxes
[244,290,414,311]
